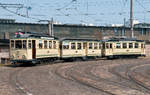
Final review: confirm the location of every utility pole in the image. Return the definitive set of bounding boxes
[39,18,54,37]
[123,18,126,37]
[130,0,134,38]
[48,18,54,37]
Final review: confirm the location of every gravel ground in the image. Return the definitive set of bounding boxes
[17,65,104,95]
[0,58,150,95]
[0,67,19,95]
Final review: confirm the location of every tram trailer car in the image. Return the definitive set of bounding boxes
[102,38,146,59]
[60,39,102,61]
[10,36,60,64]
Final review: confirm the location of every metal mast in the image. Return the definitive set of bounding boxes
[39,18,54,37]
[48,18,54,37]
[130,0,134,38]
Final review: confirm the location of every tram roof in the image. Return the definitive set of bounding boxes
[103,38,144,42]
[60,38,102,42]
[11,31,58,40]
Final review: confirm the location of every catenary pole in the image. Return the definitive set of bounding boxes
[130,0,134,38]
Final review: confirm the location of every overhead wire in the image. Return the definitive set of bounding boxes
[56,0,77,11]
[0,3,41,21]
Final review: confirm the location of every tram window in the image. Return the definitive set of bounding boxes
[53,41,56,49]
[129,43,133,48]
[11,40,14,48]
[89,43,93,49]
[141,44,145,48]
[39,40,43,49]
[110,43,112,48]
[15,40,22,49]
[103,43,105,49]
[94,43,98,49]
[106,43,109,49]
[99,43,101,49]
[135,43,138,48]
[23,40,27,49]
[63,42,69,49]
[71,43,76,49]
[123,43,127,48]
[116,43,121,48]
[63,45,69,49]
[49,41,52,49]
[77,43,82,49]
[28,40,32,49]
[44,41,47,48]
[83,43,86,49]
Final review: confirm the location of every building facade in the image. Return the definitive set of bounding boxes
[0,19,150,41]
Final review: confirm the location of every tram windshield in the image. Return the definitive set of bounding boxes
[15,40,22,49]
[11,40,27,49]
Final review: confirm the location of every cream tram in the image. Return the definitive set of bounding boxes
[60,39,102,60]
[102,38,146,58]
[10,33,60,64]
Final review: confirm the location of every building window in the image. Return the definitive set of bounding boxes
[89,43,93,49]
[71,43,76,49]
[44,41,47,48]
[15,40,22,49]
[135,43,138,48]
[129,43,133,48]
[94,43,98,49]
[49,41,52,49]
[77,43,82,49]
[23,40,27,49]
[11,40,14,48]
[116,43,121,48]
[141,29,146,35]
[121,29,125,36]
[114,28,119,36]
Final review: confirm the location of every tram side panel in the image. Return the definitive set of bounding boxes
[60,40,86,59]
[86,41,102,58]
[102,41,146,58]
[36,39,60,59]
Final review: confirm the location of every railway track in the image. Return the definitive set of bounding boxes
[53,60,149,95]
[80,62,149,95]
[127,64,150,92]
[5,58,150,95]
[9,67,33,95]
[53,61,115,95]
[109,63,150,93]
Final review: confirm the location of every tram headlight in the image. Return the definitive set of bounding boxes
[22,55,26,59]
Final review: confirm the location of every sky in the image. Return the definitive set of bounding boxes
[0,0,150,25]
